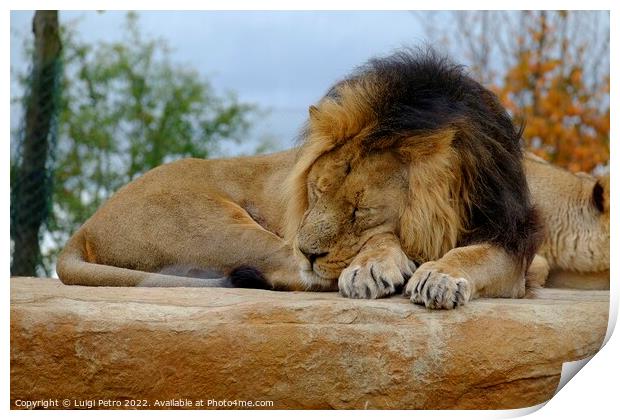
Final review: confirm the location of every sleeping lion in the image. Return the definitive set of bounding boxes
[524,153,610,289]
[57,50,542,309]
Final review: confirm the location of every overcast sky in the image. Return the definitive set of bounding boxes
[10,10,442,154]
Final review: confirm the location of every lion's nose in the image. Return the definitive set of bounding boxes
[300,249,328,266]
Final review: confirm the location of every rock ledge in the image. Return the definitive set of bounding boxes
[10,277,608,409]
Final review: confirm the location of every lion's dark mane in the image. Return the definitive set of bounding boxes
[324,48,542,265]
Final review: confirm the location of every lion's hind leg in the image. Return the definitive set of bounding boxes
[161,197,304,291]
[155,264,273,289]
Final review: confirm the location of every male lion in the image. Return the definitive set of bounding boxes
[57,50,542,309]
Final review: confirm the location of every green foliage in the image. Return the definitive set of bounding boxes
[12,13,257,275]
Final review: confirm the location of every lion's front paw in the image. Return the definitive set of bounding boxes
[338,254,416,299]
[404,263,471,309]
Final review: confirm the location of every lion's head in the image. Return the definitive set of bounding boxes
[284,49,537,290]
[581,174,610,272]
[525,153,610,273]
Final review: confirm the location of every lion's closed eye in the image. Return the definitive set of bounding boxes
[353,207,386,229]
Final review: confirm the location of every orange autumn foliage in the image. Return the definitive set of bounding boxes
[492,12,609,173]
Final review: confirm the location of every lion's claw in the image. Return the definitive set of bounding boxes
[339,256,416,299]
[404,264,471,309]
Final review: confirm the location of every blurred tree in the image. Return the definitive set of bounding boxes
[495,11,609,172]
[11,12,256,275]
[11,11,62,276]
[417,11,609,172]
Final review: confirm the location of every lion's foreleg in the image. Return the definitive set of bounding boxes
[338,233,417,299]
[404,244,525,309]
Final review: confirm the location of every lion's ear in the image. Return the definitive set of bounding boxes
[592,175,610,214]
[309,105,320,121]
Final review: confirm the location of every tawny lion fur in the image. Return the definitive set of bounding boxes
[57,50,542,309]
[524,153,610,289]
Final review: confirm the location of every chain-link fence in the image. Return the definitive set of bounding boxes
[10,11,62,277]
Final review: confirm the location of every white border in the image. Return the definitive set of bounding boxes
[3,2,617,419]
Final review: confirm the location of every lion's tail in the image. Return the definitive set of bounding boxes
[56,231,271,288]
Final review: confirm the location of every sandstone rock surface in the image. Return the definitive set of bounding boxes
[11,277,608,409]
